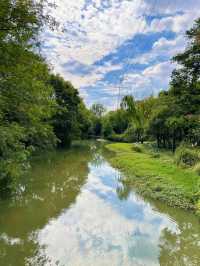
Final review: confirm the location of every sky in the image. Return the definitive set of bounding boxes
[42,0,200,109]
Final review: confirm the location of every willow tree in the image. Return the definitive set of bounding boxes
[121,95,144,143]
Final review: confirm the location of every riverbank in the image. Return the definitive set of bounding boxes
[106,143,200,216]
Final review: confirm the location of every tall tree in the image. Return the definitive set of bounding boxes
[50,74,81,148]
[121,95,144,143]
[0,0,56,192]
[91,103,106,118]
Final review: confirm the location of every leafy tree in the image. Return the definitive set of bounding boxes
[91,103,106,118]
[102,116,113,137]
[107,109,129,134]
[170,18,200,116]
[50,74,81,148]
[121,95,144,143]
[90,103,106,137]
[0,0,57,192]
[147,18,200,150]
[77,100,94,139]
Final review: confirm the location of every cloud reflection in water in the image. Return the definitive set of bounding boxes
[28,159,179,266]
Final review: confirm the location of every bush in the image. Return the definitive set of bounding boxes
[196,200,200,216]
[151,153,160,158]
[175,146,200,167]
[132,145,142,153]
[107,133,126,142]
[194,163,200,175]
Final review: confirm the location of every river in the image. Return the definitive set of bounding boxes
[0,142,199,266]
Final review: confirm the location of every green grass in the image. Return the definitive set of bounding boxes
[106,143,200,214]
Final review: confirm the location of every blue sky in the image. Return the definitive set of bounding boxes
[43,0,200,109]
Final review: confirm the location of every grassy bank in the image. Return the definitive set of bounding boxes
[106,143,200,215]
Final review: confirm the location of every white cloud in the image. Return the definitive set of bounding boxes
[42,0,200,107]
[123,61,175,98]
[45,0,147,65]
[148,12,199,34]
[144,0,200,15]
[131,35,185,66]
[51,61,122,88]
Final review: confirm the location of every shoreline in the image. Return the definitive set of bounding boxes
[105,142,200,217]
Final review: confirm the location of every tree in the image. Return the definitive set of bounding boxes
[77,100,94,139]
[121,95,144,143]
[50,74,81,148]
[107,109,129,134]
[91,103,106,118]
[148,18,200,150]
[0,0,57,192]
[90,103,106,137]
[102,116,113,137]
[170,18,200,116]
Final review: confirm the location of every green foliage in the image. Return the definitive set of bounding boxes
[120,95,145,143]
[106,143,200,212]
[0,1,90,193]
[175,145,200,167]
[77,101,94,139]
[106,109,129,134]
[151,153,161,159]
[50,74,81,148]
[107,133,126,142]
[88,103,107,137]
[187,122,200,146]
[196,200,200,216]
[132,145,142,153]
[102,117,113,137]
[0,124,30,192]
[124,123,145,143]
[91,103,106,118]
[0,0,59,192]
[123,124,138,142]
[194,163,200,176]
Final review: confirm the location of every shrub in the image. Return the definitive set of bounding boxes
[123,125,138,142]
[175,146,200,167]
[196,200,200,216]
[151,153,160,158]
[107,133,126,142]
[132,145,142,153]
[194,163,200,175]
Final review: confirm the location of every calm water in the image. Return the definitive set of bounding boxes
[0,142,200,266]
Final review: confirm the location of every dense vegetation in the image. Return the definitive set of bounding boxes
[0,0,93,193]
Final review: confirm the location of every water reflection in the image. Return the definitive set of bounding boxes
[0,143,200,266]
[0,145,92,266]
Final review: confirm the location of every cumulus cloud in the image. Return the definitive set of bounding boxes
[123,61,175,98]
[148,12,199,34]
[45,0,147,65]
[131,35,185,66]
[51,61,122,88]
[42,0,200,108]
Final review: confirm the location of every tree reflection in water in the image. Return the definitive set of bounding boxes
[0,144,92,266]
[119,181,200,266]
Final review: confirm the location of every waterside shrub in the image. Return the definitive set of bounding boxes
[194,163,200,176]
[175,146,200,167]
